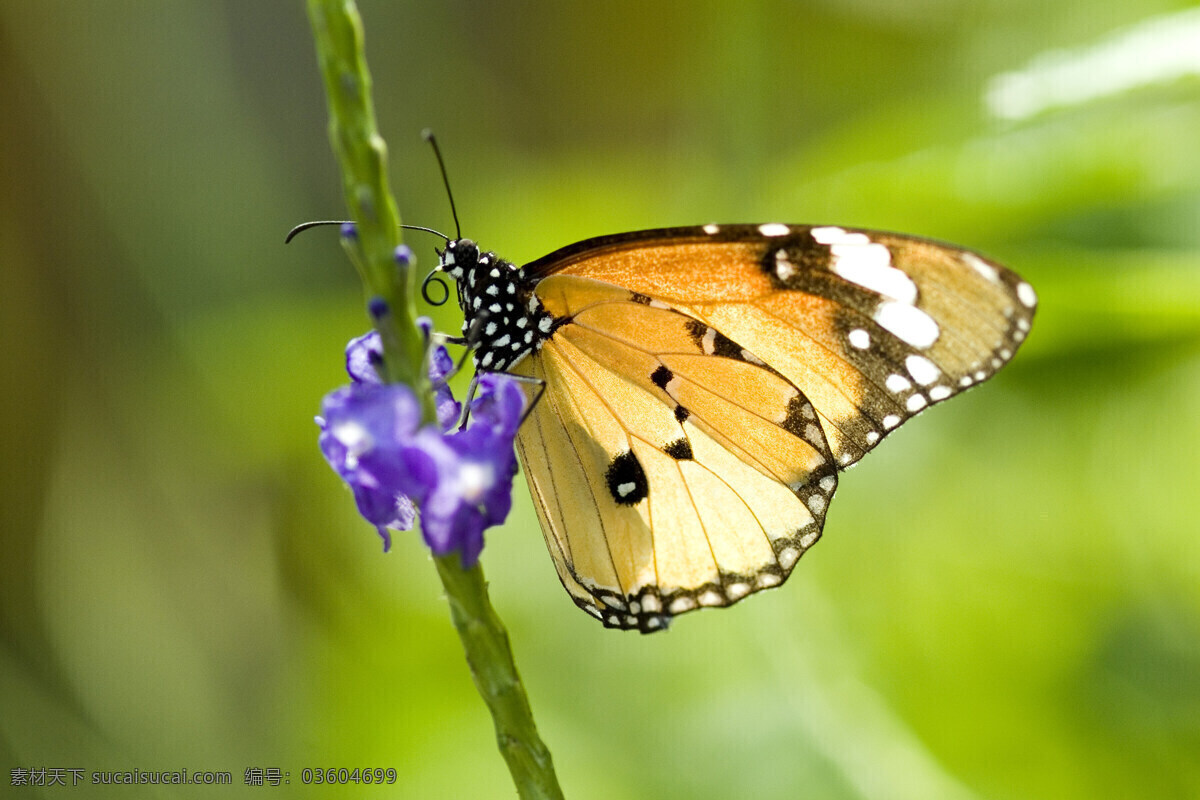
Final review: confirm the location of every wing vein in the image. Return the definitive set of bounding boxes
[538,346,630,601]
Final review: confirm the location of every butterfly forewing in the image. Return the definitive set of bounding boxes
[525,224,1037,467]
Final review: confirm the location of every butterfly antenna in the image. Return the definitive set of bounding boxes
[401,224,451,242]
[285,221,449,244]
[285,220,348,243]
[422,129,461,240]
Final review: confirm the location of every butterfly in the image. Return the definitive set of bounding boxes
[434,222,1036,632]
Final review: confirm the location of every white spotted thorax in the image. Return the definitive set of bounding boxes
[439,239,557,371]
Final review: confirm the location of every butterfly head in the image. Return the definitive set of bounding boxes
[438,239,558,372]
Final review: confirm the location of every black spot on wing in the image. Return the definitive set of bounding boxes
[630,292,652,305]
[605,451,648,506]
[780,393,817,438]
[651,365,673,390]
[712,334,744,360]
[683,319,743,359]
[674,405,690,423]
[758,235,832,290]
[663,438,693,460]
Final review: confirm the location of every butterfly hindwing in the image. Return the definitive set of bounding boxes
[512,276,835,631]
[525,224,1037,467]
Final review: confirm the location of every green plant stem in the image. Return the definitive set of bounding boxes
[306,0,426,401]
[305,3,564,797]
[436,556,565,800]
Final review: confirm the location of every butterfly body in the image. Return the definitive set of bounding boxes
[441,239,558,372]
[439,224,1036,632]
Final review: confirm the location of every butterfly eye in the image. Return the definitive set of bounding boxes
[454,239,479,263]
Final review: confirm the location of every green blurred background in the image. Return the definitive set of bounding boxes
[3,1,1199,797]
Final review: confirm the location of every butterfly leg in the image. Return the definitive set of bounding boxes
[458,372,546,430]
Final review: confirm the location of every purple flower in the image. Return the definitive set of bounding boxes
[317,382,423,550]
[346,330,461,430]
[427,344,462,431]
[345,331,385,385]
[319,333,527,565]
[416,378,525,563]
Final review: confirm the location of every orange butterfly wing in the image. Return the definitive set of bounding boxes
[524,224,1036,467]
[497,224,1035,630]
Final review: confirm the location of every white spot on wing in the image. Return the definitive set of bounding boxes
[886,374,912,393]
[778,547,800,569]
[758,223,790,237]
[906,394,928,412]
[810,226,848,244]
[669,596,696,614]
[963,252,1000,283]
[807,495,826,514]
[757,572,782,588]
[701,327,716,354]
[703,223,720,235]
[883,414,901,429]
[601,595,626,611]
[727,583,750,600]
[875,302,939,348]
[905,354,941,385]
[804,423,822,445]
[1017,281,1038,308]
[815,228,917,304]
[848,328,871,349]
[774,249,798,282]
[699,590,724,606]
[929,385,952,401]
